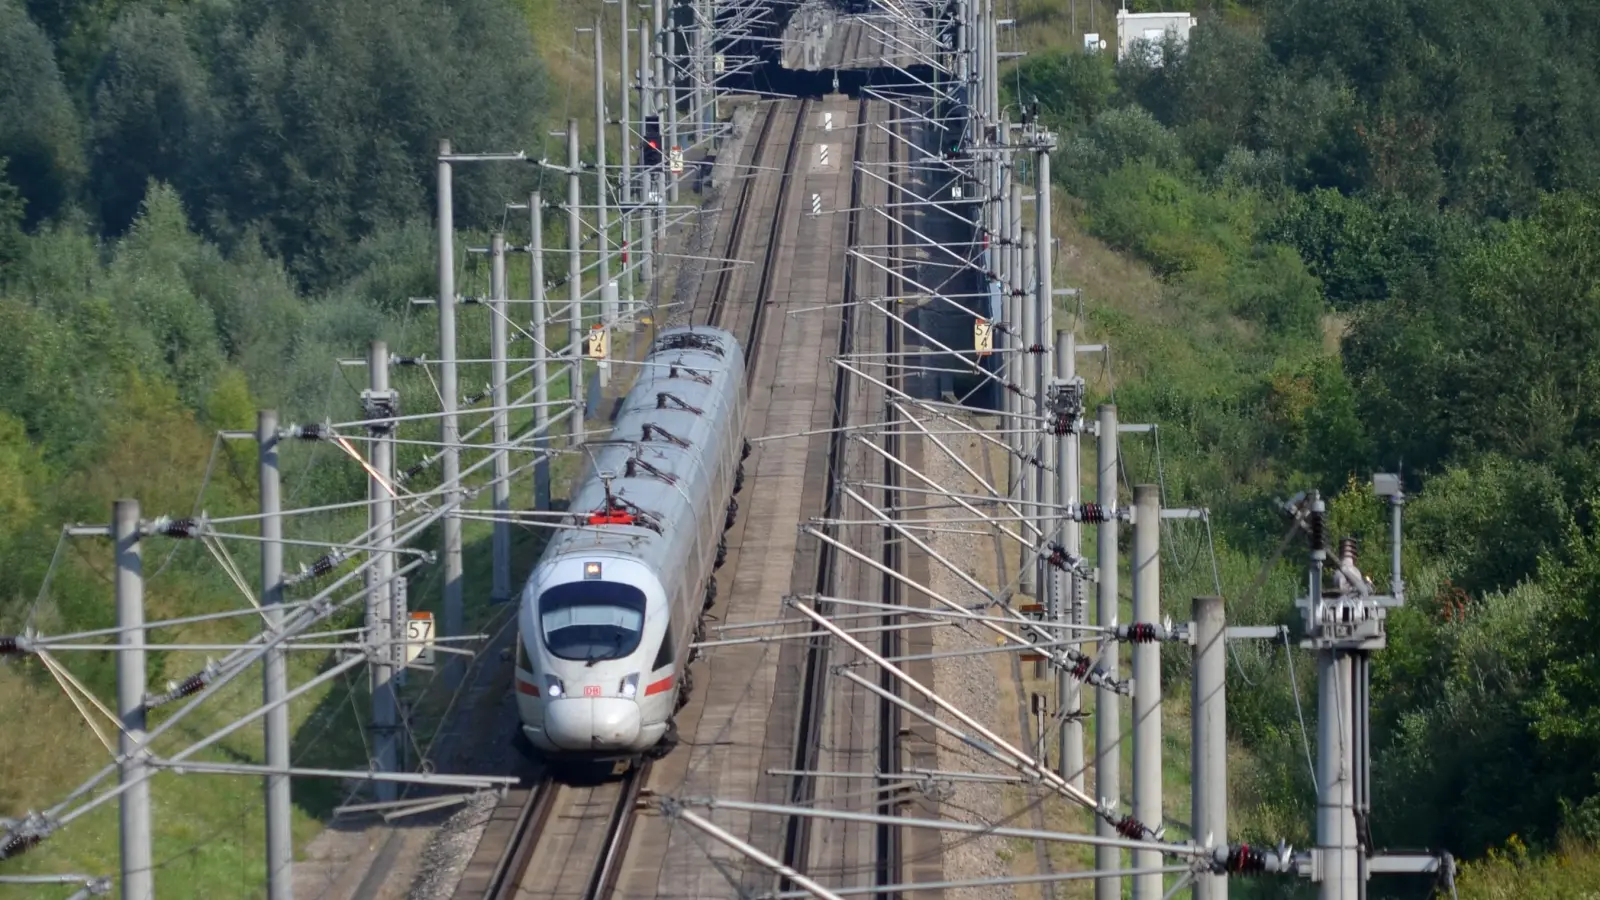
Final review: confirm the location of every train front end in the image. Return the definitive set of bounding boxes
[514,553,669,762]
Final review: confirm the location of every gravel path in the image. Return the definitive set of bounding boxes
[922,426,1021,900]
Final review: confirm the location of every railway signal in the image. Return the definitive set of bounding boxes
[643,115,662,166]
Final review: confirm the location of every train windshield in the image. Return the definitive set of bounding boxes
[538,581,648,664]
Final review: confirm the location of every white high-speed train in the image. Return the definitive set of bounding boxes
[514,326,748,766]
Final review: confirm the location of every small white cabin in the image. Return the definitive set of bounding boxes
[1115,10,1197,64]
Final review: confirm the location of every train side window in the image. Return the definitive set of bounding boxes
[515,634,528,671]
[652,616,676,670]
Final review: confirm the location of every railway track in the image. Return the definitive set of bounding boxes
[779,93,889,893]
[456,96,811,900]
[875,108,907,898]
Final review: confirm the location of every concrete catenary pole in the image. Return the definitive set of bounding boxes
[114,499,152,900]
[956,0,970,87]
[529,193,552,509]
[1017,221,1037,598]
[979,0,992,128]
[1094,401,1121,898]
[366,344,398,803]
[1035,138,1055,599]
[567,120,586,421]
[1029,230,1051,598]
[694,0,713,137]
[489,234,511,603]
[661,0,679,204]
[620,0,632,207]
[436,140,464,684]
[258,410,292,899]
[1319,646,1358,900]
[620,0,637,320]
[1192,594,1228,900]
[1131,484,1163,900]
[594,18,614,346]
[1313,495,1358,900]
[638,20,655,286]
[1055,328,1083,790]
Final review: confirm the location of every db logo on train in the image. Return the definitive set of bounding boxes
[583,685,603,698]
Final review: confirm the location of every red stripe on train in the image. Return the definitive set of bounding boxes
[644,675,675,696]
[515,676,538,696]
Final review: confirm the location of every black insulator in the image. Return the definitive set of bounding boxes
[159,518,199,539]
[0,636,19,656]
[1051,415,1071,436]
[394,356,423,366]
[1127,623,1158,644]
[1069,654,1092,680]
[0,830,41,860]
[1113,814,1147,840]
[1046,543,1069,570]
[309,555,337,578]
[1225,843,1269,874]
[172,673,208,699]
[1079,503,1108,523]
[1309,509,1325,553]
[401,461,428,481]
[295,424,327,441]
[1339,536,1359,562]
[1006,383,1024,395]
[1028,344,1046,354]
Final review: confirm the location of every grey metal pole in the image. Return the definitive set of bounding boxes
[436,139,464,684]
[620,0,637,321]
[366,344,398,803]
[638,20,655,286]
[979,0,992,129]
[258,410,293,900]
[1001,163,1016,457]
[594,18,614,349]
[1192,594,1228,900]
[489,233,511,603]
[1029,229,1051,598]
[957,0,970,87]
[1015,197,1035,597]
[1318,659,1358,900]
[1132,484,1162,900]
[662,0,679,204]
[1021,226,1040,601]
[529,193,552,509]
[1035,141,1055,603]
[566,121,586,421]
[114,499,152,900]
[974,0,986,124]
[1094,401,1121,899]
[620,0,632,207]
[1055,328,1083,790]
[1389,489,1405,603]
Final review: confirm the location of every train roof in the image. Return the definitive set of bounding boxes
[537,326,747,573]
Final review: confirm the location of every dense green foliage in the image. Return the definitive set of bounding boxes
[6,0,548,287]
[0,0,561,894]
[1012,0,1600,892]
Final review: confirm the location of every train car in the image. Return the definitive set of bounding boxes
[513,326,749,768]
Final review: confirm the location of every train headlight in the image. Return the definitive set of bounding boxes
[544,674,566,698]
[619,673,640,698]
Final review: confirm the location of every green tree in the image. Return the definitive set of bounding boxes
[198,0,549,286]
[88,6,219,233]
[0,0,83,225]
[0,157,22,273]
